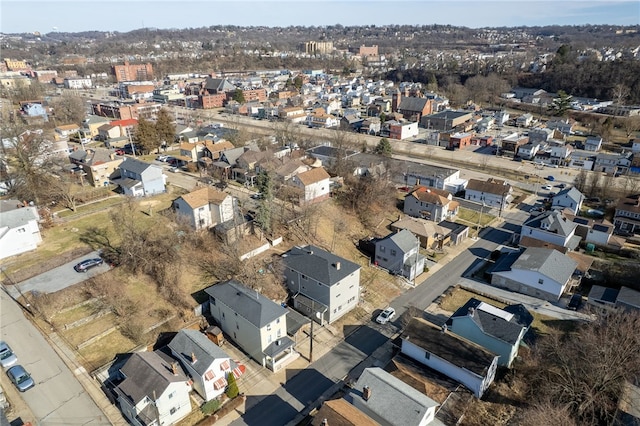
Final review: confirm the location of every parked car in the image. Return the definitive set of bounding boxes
[0,341,18,369]
[7,365,34,392]
[557,183,567,189]
[156,155,169,162]
[168,167,180,173]
[568,293,583,311]
[541,184,552,190]
[546,175,555,181]
[376,307,396,324]
[73,258,104,273]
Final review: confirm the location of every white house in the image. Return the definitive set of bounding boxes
[346,367,439,426]
[403,186,458,222]
[401,317,499,398]
[520,210,581,251]
[172,187,235,230]
[374,229,425,281]
[205,280,297,372]
[115,351,192,426]
[490,247,579,302]
[0,201,42,260]
[584,136,603,152]
[464,178,513,211]
[551,187,585,215]
[167,329,243,402]
[288,167,331,204]
[282,245,361,324]
[113,158,166,196]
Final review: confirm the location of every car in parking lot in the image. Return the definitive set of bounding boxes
[156,155,169,162]
[7,365,34,392]
[546,175,555,181]
[376,307,396,324]
[568,293,583,310]
[0,341,18,368]
[74,258,104,272]
[557,183,566,189]
[541,184,552,190]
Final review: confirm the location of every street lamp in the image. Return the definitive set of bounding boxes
[309,311,322,363]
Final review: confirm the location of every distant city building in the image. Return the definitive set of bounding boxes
[358,45,379,56]
[111,61,153,82]
[303,41,334,55]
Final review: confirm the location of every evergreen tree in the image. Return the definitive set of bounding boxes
[133,117,159,154]
[256,171,274,236]
[375,138,392,157]
[155,108,175,152]
[232,88,246,103]
[548,90,572,117]
[226,372,239,398]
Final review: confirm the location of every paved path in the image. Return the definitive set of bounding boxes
[6,250,109,299]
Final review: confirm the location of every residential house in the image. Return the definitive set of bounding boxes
[306,108,339,128]
[179,142,205,163]
[550,143,573,165]
[282,245,361,324]
[82,115,111,138]
[588,286,640,312]
[464,178,512,211]
[288,167,331,204]
[172,187,234,230]
[403,186,458,222]
[273,159,311,182]
[205,280,296,371]
[114,351,192,426]
[528,128,553,144]
[390,217,449,249]
[516,142,541,160]
[361,117,381,135]
[69,148,124,187]
[167,329,243,402]
[551,187,584,215]
[0,200,42,260]
[54,123,80,139]
[584,136,603,152]
[306,145,358,169]
[516,113,533,127]
[568,215,614,246]
[546,119,574,135]
[490,247,579,301]
[445,298,533,367]
[113,158,166,196]
[567,149,596,170]
[311,398,379,426]
[613,196,640,234]
[346,367,439,426]
[500,133,529,157]
[374,229,425,281]
[520,210,580,253]
[401,318,499,398]
[595,152,631,175]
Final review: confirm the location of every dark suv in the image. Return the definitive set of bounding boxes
[568,293,583,310]
[74,258,104,273]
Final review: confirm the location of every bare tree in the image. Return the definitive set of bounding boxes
[619,116,640,140]
[49,94,86,125]
[587,172,601,197]
[525,310,640,425]
[574,169,588,193]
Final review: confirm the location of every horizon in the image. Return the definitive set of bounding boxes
[1,0,639,35]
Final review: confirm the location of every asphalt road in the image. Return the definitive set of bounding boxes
[0,289,109,425]
[232,205,530,426]
[7,250,109,299]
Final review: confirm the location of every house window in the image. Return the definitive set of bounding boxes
[302,274,307,280]
[17,228,26,233]
[268,335,272,343]
[538,279,544,285]
[222,312,225,319]
[168,391,175,399]
[276,318,280,324]
[211,298,216,305]
[390,249,397,256]
[425,352,431,360]
[170,407,177,415]
[236,322,239,330]
[379,246,386,253]
[277,329,282,338]
[336,294,341,298]
[267,324,271,331]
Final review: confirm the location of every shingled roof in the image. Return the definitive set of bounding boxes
[407,185,451,206]
[205,280,287,328]
[295,167,330,185]
[282,245,360,287]
[446,298,533,345]
[466,178,511,196]
[168,329,236,377]
[511,247,578,285]
[177,187,228,209]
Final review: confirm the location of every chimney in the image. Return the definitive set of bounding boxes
[191,352,197,364]
[363,385,372,401]
[171,362,178,376]
[335,262,341,270]
[468,307,475,316]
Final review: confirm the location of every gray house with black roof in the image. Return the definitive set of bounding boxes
[205,280,297,372]
[283,245,361,324]
[445,298,533,367]
[112,157,165,196]
[374,229,425,281]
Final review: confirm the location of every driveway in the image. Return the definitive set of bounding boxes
[6,250,110,299]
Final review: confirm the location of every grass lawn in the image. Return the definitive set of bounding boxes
[55,196,124,218]
[439,287,578,336]
[456,207,496,229]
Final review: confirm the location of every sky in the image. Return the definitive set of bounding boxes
[1,0,639,34]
